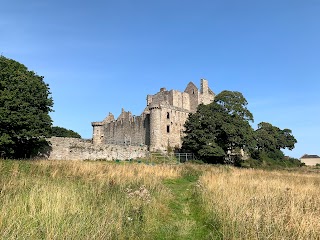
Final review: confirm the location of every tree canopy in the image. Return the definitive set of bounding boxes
[0,56,53,158]
[253,122,297,160]
[182,90,297,165]
[182,90,255,164]
[182,104,226,163]
[51,126,81,138]
[215,90,254,122]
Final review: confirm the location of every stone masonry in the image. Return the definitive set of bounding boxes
[48,137,147,160]
[92,79,215,151]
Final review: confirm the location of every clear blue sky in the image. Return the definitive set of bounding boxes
[1,0,319,158]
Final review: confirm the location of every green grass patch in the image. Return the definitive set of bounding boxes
[162,166,220,239]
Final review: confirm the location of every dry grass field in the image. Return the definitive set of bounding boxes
[198,167,320,239]
[0,161,181,239]
[0,160,319,239]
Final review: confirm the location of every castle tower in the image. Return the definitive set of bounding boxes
[149,104,162,151]
[91,122,104,145]
[200,78,208,94]
[200,78,214,105]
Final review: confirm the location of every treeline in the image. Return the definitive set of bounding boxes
[182,90,298,167]
[51,126,81,138]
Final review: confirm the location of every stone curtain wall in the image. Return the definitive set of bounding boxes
[48,137,147,160]
[104,113,149,146]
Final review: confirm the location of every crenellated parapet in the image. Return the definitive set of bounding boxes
[92,121,104,126]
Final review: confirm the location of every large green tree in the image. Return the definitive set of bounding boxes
[182,90,255,164]
[253,122,297,160]
[182,104,226,163]
[215,90,254,122]
[51,126,81,138]
[0,56,53,158]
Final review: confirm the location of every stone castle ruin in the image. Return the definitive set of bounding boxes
[92,79,215,151]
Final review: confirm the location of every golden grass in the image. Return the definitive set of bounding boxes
[1,160,319,239]
[198,166,320,239]
[34,160,181,186]
[0,160,181,239]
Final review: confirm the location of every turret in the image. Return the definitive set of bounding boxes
[91,122,104,145]
[149,103,162,151]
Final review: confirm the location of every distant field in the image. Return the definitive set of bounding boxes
[0,160,319,239]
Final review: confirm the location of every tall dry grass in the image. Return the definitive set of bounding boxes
[0,160,181,239]
[2,160,319,239]
[198,166,320,239]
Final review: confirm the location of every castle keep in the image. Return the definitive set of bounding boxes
[92,79,215,151]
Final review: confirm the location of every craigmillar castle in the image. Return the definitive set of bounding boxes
[92,79,215,151]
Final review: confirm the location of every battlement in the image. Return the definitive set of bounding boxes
[91,122,104,126]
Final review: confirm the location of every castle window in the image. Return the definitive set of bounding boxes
[192,89,195,94]
[167,125,170,133]
[167,112,170,119]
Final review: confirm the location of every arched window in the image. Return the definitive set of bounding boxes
[167,112,170,119]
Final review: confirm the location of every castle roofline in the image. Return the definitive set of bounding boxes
[300,154,320,159]
[92,122,104,126]
[184,81,198,92]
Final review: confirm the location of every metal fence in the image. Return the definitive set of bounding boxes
[174,153,195,163]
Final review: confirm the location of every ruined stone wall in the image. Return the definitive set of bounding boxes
[104,113,149,146]
[148,88,169,106]
[48,137,147,160]
[170,90,190,110]
[199,79,215,105]
[184,82,199,113]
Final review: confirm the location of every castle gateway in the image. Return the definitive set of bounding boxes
[92,79,215,151]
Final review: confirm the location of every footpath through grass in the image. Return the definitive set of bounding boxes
[0,160,218,239]
[1,160,318,239]
[160,166,219,239]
